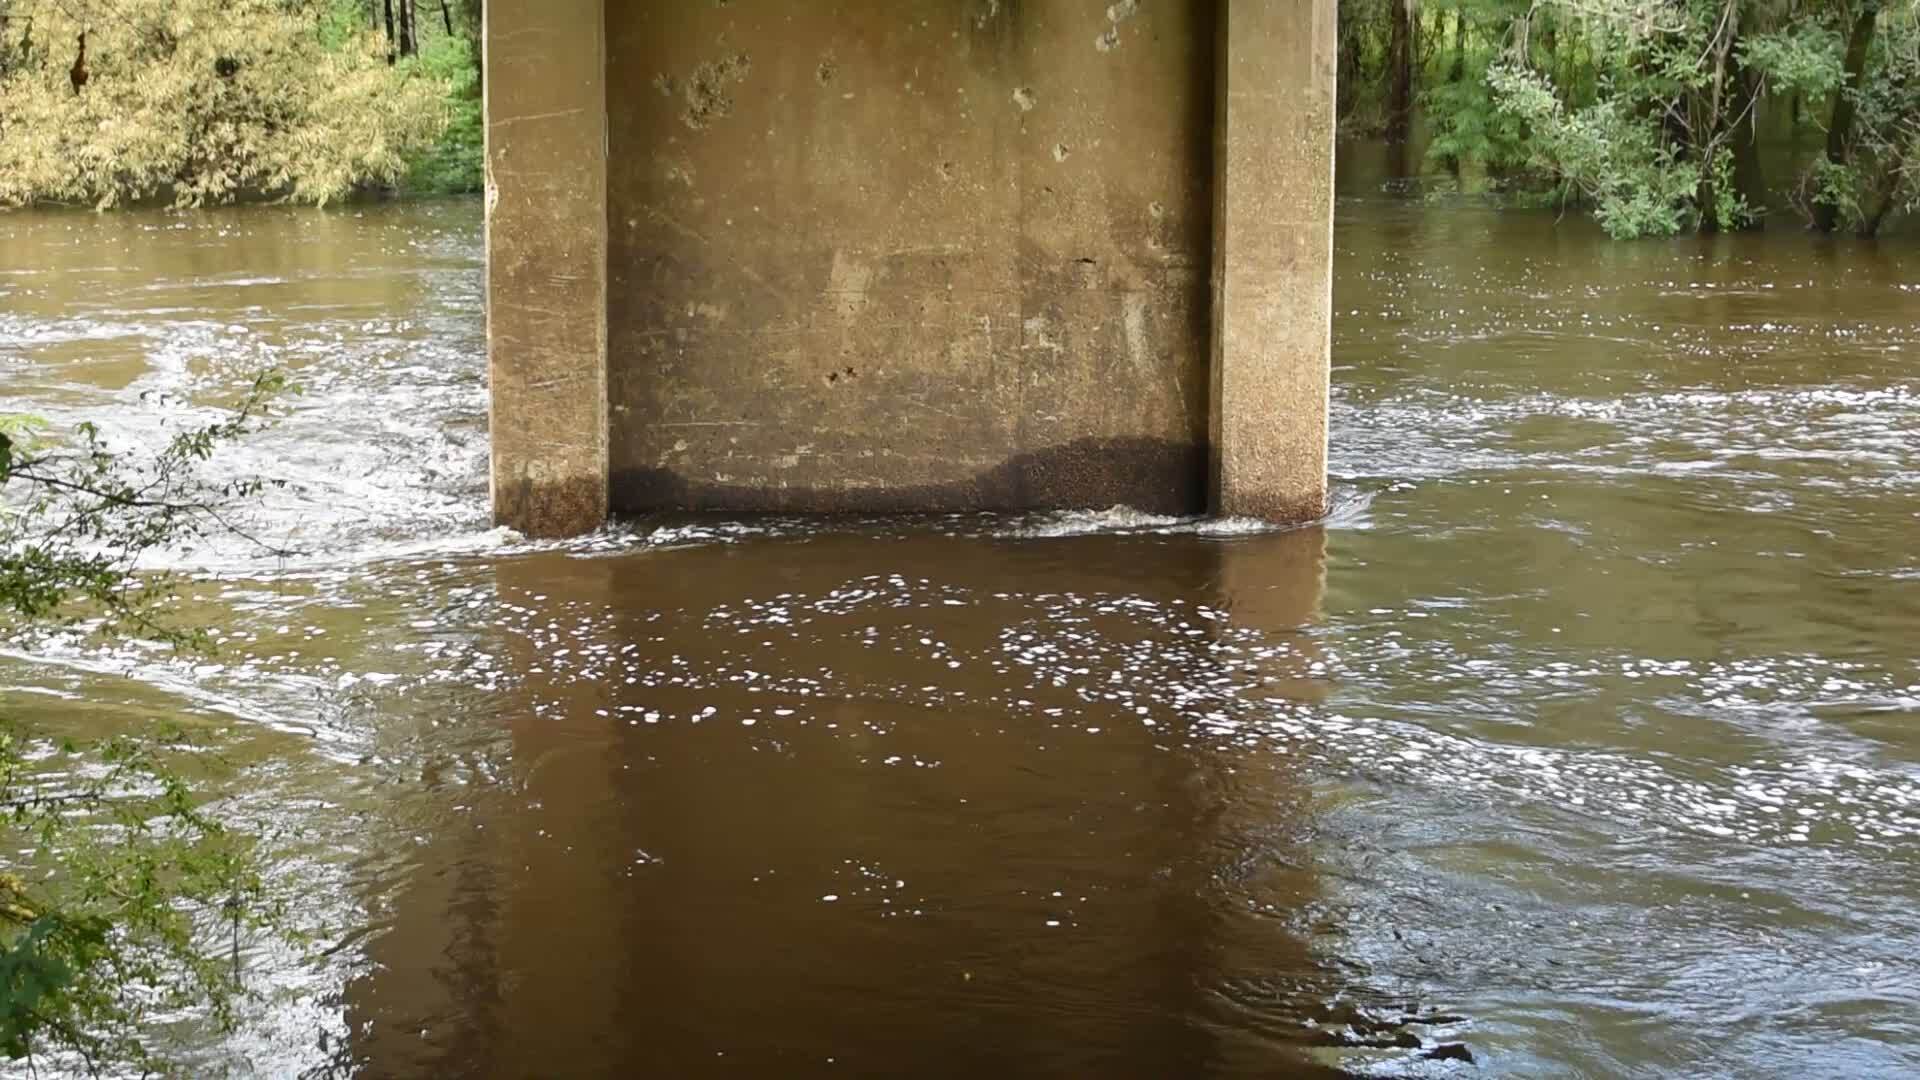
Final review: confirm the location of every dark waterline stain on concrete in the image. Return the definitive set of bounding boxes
[612,437,1205,516]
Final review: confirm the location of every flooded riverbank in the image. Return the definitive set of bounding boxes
[3,176,1918,1076]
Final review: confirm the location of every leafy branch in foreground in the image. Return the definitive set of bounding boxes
[1,373,290,647]
[0,729,273,1076]
[0,374,290,1074]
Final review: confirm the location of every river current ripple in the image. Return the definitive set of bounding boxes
[2,195,1918,1077]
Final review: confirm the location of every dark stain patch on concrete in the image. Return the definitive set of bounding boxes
[684,52,751,130]
[501,472,606,541]
[612,438,1205,516]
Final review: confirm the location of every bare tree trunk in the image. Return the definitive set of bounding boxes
[463,0,482,95]
[1441,11,1468,178]
[1732,1,1769,226]
[1697,4,1765,232]
[1450,10,1466,83]
[1813,1,1881,232]
[1386,0,1414,143]
[440,0,455,36]
[383,0,396,64]
[1857,161,1902,236]
[1725,49,1767,229]
[404,0,418,57]
[1336,0,1363,122]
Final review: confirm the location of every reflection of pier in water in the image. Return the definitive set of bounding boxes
[345,524,1367,1076]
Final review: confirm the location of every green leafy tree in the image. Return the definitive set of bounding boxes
[402,31,483,195]
[1798,2,1920,233]
[1480,0,1772,236]
[0,0,450,208]
[1352,0,1920,238]
[1490,60,1705,235]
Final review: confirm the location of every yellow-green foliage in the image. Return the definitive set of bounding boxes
[0,0,450,208]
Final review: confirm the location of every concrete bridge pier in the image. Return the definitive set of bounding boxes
[484,0,609,536]
[485,0,1334,538]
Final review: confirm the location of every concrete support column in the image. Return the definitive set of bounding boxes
[484,0,608,537]
[1209,0,1337,523]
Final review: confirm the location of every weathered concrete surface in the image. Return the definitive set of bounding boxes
[484,0,1336,531]
[484,0,608,537]
[1210,0,1336,523]
[605,0,1216,515]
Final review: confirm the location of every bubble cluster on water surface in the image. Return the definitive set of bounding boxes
[813,859,934,919]
[998,490,1375,538]
[1332,384,1920,491]
[432,569,1920,853]
[10,517,1918,856]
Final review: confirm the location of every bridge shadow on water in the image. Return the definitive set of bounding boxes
[337,520,1462,1077]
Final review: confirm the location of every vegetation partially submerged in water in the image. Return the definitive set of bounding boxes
[1340,0,1920,237]
[0,0,482,209]
[0,379,290,1072]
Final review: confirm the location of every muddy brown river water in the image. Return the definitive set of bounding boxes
[2,173,1918,1077]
